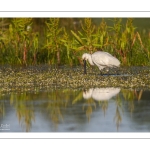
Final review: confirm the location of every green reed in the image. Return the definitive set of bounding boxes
[0,18,149,66]
[71,18,150,66]
[0,18,39,65]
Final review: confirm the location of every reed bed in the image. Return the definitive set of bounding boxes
[0,18,150,66]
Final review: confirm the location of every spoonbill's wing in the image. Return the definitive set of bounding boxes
[92,51,120,69]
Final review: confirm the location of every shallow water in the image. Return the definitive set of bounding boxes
[0,87,150,132]
[0,65,150,132]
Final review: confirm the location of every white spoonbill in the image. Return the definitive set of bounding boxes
[82,51,120,74]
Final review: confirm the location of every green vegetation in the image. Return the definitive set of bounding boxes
[0,18,150,132]
[0,18,150,66]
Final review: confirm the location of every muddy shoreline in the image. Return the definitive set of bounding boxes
[0,65,150,94]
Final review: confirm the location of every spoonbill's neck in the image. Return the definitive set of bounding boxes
[87,54,94,65]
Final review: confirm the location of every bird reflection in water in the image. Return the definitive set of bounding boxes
[0,88,143,132]
[83,87,121,129]
[83,88,120,101]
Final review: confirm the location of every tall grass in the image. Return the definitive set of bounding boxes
[0,18,39,65]
[0,18,149,66]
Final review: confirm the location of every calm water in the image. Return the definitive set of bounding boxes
[0,87,150,132]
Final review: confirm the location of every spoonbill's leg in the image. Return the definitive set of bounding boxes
[99,70,103,76]
[99,68,104,76]
[100,67,109,76]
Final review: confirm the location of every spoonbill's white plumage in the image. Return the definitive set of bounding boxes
[82,51,120,73]
[83,88,121,101]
